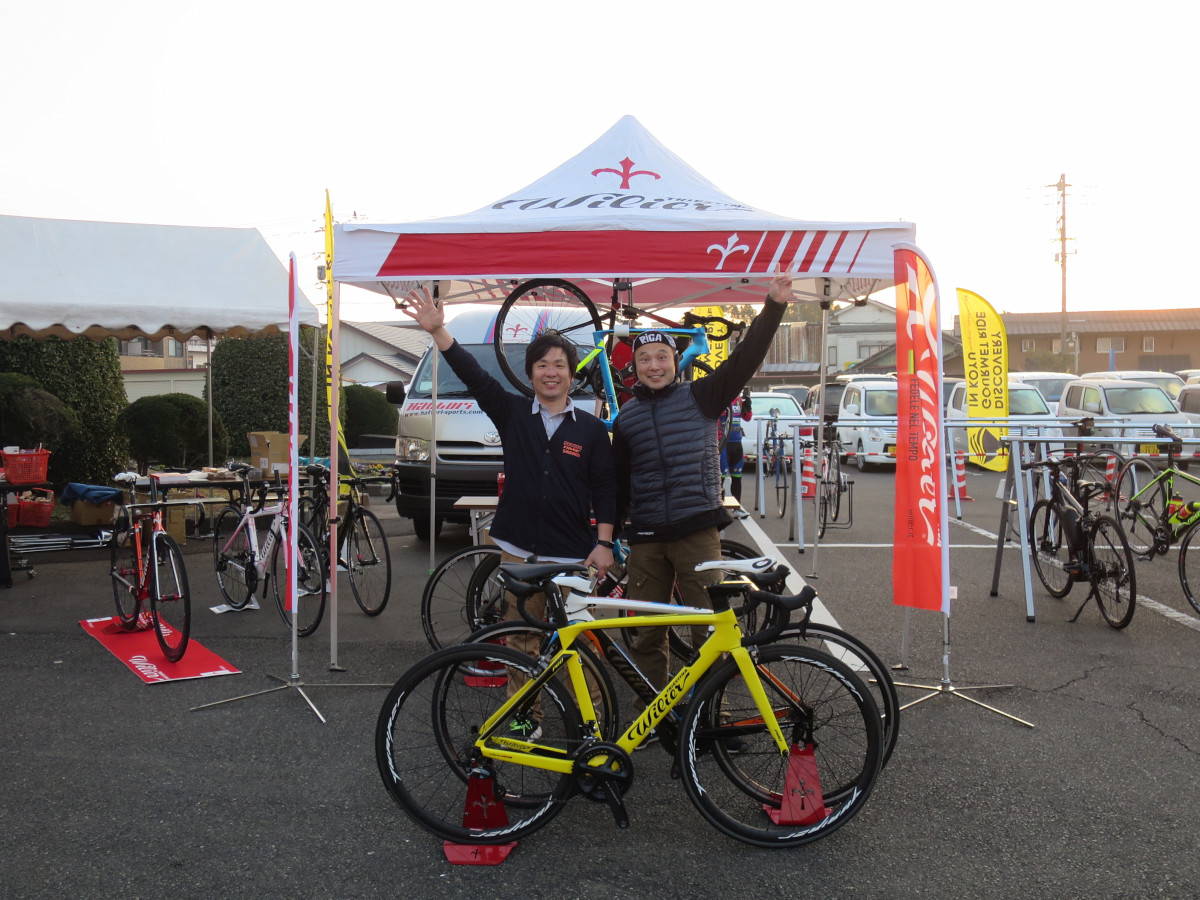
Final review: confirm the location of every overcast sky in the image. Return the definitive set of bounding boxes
[4,1,1194,327]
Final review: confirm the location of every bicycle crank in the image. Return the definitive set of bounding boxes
[573,742,634,828]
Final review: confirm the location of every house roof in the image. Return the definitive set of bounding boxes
[341,321,430,359]
[993,308,1200,336]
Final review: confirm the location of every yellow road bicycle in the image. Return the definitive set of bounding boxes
[375,562,883,848]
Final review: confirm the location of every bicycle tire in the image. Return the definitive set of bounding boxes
[271,522,327,637]
[774,453,789,519]
[1176,521,1200,616]
[466,620,620,740]
[1028,499,1074,598]
[494,278,603,398]
[1114,456,1165,556]
[464,551,509,631]
[771,622,900,770]
[347,507,392,616]
[150,533,191,662]
[110,526,141,629]
[212,506,254,609]
[677,643,882,848]
[824,450,843,522]
[1077,449,1125,512]
[421,545,503,650]
[375,642,582,844]
[297,494,323,535]
[1088,513,1136,629]
[817,494,829,539]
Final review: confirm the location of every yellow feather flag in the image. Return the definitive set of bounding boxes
[957,288,1009,472]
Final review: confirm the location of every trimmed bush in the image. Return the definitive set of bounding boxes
[0,336,128,485]
[344,384,399,447]
[117,393,229,473]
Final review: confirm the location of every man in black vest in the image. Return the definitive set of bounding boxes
[613,269,796,722]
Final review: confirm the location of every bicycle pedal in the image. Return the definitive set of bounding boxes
[599,779,630,829]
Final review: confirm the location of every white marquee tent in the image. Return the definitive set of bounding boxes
[0,214,319,341]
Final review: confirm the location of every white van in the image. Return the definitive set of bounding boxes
[1008,371,1077,406]
[945,380,1063,461]
[1079,370,1186,404]
[836,380,898,471]
[1056,378,1193,460]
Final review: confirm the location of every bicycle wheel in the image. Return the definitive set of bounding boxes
[421,545,503,650]
[1028,499,1074,598]
[150,533,191,662]
[1114,457,1164,556]
[677,643,882,848]
[772,623,900,770]
[346,507,392,616]
[817,493,829,539]
[271,522,327,637]
[823,450,843,522]
[1078,449,1125,511]
[109,523,141,630]
[494,278,603,398]
[464,551,511,631]
[774,453,789,519]
[375,643,582,844]
[212,506,254,609]
[467,620,620,739]
[297,494,323,535]
[1176,521,1200,616]
[1088,513,1136,629]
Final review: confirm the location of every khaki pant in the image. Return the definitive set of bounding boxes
[626,528,722,702]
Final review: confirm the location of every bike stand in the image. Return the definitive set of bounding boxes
[765,743,830,825]
[893,611,1035,729]
[443,771,517,866]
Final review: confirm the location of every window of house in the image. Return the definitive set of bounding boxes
[1051,339,1062,354]
[1096,336,1125,353]
[1021,338,1036,352]
[1142,336,1155,353]
[827,347,838,367]
[165,337,185,358]
[857,342,887,358]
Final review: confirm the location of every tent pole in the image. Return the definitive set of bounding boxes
[310,325,319,461]
[206,328,214,468]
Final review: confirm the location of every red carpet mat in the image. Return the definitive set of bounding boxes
[80,616,240,684]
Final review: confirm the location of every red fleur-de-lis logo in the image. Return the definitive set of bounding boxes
[591,157,660,190]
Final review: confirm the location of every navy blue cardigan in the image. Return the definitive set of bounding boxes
[440,340,616,559]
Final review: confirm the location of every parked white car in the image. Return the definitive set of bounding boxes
[836,380,898,471]
[1080,370,1185,404]
[1008,371,1077,406]
[1057,378,1194,461]
[945,380,1063,463]
[739,391,809,465]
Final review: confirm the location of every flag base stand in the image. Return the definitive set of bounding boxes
[893,611,1034,729]
[191,672,390,723]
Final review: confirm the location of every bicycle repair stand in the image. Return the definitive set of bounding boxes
[892,607,1035,729]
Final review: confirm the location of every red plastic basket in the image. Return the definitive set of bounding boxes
[18,489,54,528]
[2,449,51,484]
[5,499,18,529]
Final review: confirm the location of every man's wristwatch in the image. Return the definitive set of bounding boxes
[596,539,614,549]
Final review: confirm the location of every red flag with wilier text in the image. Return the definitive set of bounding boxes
[892,245,950,614]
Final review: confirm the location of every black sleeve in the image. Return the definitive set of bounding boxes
[691,298,787,418]
[441,339,513,428]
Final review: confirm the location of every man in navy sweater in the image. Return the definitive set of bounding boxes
[404,286,616,737]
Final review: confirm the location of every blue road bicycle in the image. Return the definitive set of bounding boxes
[492,278,744,431]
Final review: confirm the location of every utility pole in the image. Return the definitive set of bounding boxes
[1050,174,1072,370]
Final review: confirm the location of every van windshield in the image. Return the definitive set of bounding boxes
[409,343,518,398]
[1103,386,1176,415]
[1025,377,1073,402]
[1009,388,1051,415]
[863,390,897,416]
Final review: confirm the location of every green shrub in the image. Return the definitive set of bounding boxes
[209,326,340,458]
[0,336,128,485]
[0,373,81,450]
[344,384,399,447]
[116,393,229,472]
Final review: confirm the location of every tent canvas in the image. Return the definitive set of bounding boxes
[0,214,320,341]
[334,115,916,308]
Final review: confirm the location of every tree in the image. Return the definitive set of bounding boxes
[0,373,81,450]
[0,336,128,485]
[209,325,338,458]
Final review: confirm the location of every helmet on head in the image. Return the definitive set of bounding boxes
[632,331,677,353]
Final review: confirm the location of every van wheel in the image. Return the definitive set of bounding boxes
[856,441,870,472]
[412,515,443,542]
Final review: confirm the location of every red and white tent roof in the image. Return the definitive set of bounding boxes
[334,115,916,307]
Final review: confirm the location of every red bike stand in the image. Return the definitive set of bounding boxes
[443,771,517,865]
[464,659,507,688]
[765,743,830,826]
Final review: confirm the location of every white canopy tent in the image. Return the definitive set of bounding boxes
[0,214,320,341]
[0,214,322,466]
[334,115,915,308]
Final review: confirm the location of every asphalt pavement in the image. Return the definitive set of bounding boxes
[2,470,1198,900]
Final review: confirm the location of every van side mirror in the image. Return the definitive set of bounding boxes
[845,403,860,416]
[385,381,407,405]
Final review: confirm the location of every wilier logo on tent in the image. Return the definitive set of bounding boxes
[591,157,661,190]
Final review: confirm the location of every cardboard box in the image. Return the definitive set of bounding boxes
[247,431,307,476]
[133,492,188,544]
[70,500,119,527]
